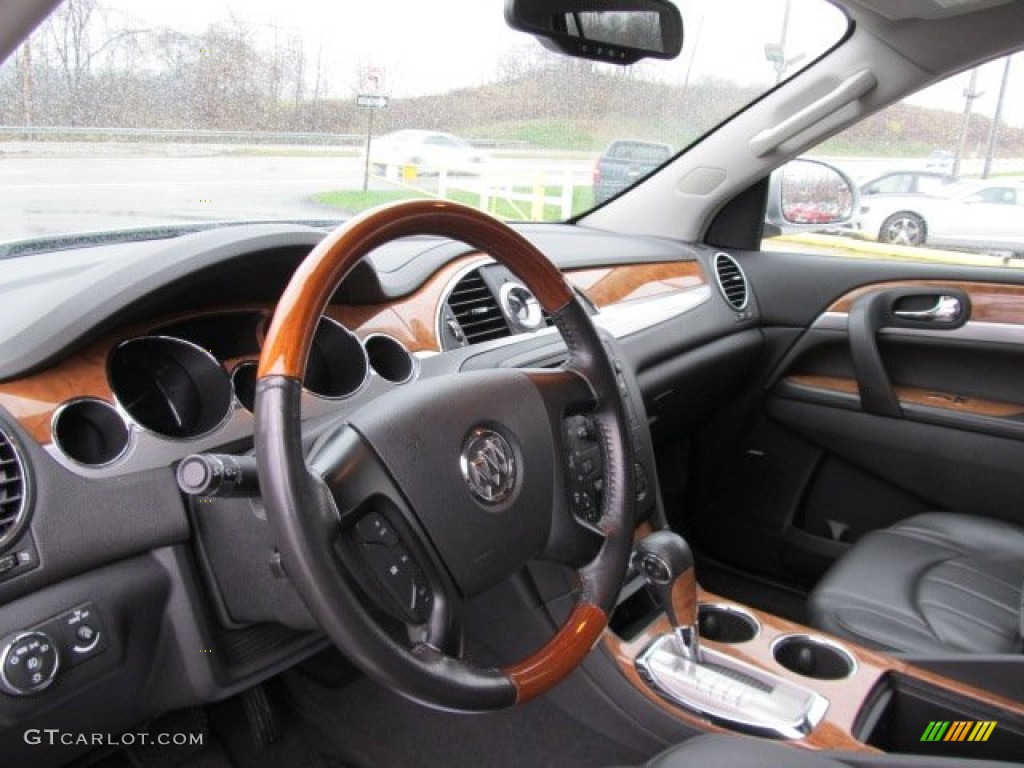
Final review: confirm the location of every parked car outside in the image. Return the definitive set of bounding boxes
[859,170,955,197]
[854,179,1024,253]
[592,139,673,204]
[368,129,488,176]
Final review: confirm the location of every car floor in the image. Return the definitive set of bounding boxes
[278,658,646,768]
[83,648,645,768]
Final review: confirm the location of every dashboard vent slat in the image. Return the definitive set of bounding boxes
[446,269,511,345]
[713,252,749,311]
[0,430,29,549]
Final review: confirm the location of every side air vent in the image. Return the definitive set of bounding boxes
[446,269,511,345]
[0,430,29,550]
[713,252,749,311]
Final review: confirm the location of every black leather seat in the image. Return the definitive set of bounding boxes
[808,513,1024,654]
[636,733,1021,767]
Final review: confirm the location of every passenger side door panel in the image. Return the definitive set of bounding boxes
[690,252,1024,591]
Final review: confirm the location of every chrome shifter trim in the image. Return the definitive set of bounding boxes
[635,634,829,740]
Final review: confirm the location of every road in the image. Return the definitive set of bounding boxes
[0,143,592,242]
[0,146,364,240]
[2,142,1023,244]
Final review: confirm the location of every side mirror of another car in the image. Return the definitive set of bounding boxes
[765,158,858,235]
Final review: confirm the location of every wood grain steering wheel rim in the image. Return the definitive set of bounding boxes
[256,199,635,710]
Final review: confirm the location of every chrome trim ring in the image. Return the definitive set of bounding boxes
[50,396,132,468]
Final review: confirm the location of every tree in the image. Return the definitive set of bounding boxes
[47,0,143,125]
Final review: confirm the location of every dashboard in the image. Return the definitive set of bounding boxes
[0,220,760,765]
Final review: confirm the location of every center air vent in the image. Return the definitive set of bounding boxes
[0,430,29,550]
[445,269,511,345]
[713,252,749,311]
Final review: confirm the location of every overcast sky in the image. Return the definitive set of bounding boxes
[95,0,1021,126]
[105,0,847,96]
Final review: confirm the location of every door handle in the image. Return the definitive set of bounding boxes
[893,295,963,323]
[848,287,970,418]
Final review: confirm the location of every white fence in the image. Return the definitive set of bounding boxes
[373,160,591,221]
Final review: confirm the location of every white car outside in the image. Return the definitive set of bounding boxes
[368,130,488,175]
[853,180,1024,254]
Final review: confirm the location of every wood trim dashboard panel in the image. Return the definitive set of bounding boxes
[0,259,705,445]
[827,280,1024,324]
[606,586,1024,753]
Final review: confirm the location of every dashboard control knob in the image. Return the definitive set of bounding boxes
[0,631,60,696]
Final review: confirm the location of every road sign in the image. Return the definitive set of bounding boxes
[356,94,389,109]
[361,67,386,95]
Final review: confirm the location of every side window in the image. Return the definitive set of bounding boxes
[865,174,912,195]
[767,51,1024,262]
[974,187,1014,204]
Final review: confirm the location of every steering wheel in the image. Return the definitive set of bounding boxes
[255,200,635,711]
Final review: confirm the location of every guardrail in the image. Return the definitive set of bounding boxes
[0,125,366,145]
[0,125,533,151]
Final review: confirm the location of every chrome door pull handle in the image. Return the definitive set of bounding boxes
[893,295,963,323]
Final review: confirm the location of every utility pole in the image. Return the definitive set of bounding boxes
[775,0,792,84]
[982,56,1012,179]
[362,107,375,192]
[953,68,983,178]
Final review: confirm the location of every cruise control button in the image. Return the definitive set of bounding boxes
[355,513,400,547]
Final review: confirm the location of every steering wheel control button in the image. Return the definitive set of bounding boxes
[359,540,431,624]
[460,428,517,505]
[0,632,59,696]
[635,463,649,501]
[564,415,605,524]
[355,513,399,547]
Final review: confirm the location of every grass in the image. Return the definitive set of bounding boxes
[312,184,594,221]
[470,118,691,154]
[312,189,421,209]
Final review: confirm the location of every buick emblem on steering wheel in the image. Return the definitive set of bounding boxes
[460,428,517,504]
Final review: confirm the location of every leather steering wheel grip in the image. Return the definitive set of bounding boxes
[256,199,634,710]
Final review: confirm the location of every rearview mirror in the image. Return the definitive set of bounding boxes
[504,0,683,66]
[765,159,857,235]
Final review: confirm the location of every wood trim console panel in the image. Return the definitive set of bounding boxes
[606,586,1024,753]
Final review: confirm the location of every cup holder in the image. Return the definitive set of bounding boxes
[697,603,759,643]
[772,634,857,680]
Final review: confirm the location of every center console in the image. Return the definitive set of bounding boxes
[612,528,1024,762]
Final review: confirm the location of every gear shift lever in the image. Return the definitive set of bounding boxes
[632,531,830,738]
[635,530,700,662]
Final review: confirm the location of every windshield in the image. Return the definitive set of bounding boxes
[0,0,847,245]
